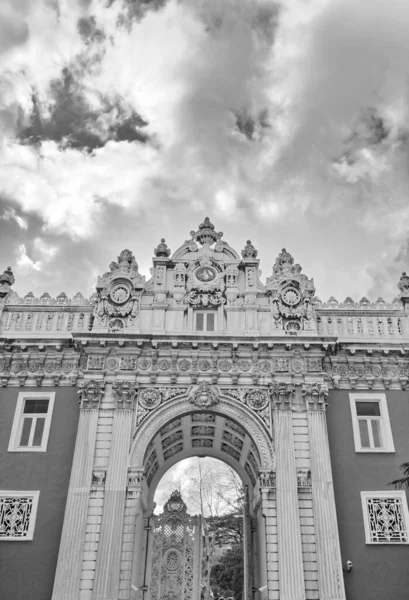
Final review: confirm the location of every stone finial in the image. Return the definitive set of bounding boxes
[0,266,15,288]
[190,217,223,246]
[154,238,171,257]
[241,240,258,259]
[398,272,409,296]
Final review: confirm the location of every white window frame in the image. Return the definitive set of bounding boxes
[8,392,55,452]
[361,491,409,544]
[349,392,394,453]
[0,491,40,541]
[194,310,217,333]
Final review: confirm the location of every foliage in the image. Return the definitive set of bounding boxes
[388,462,409,489]
[210,543,244,600]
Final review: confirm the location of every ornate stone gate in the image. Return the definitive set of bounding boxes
[148,491,202,600]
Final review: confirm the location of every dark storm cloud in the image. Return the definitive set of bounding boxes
[77,15,106,44]
[19,67,148,152]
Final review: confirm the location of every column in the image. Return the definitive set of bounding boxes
[52,381,105,600]
[273,385,305,600]
[92,383,136,600]
[258,470,278,600]
[304,384,346,600]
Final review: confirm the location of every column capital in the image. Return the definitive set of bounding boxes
[302,382,328,410]
[112,380,138,409]
[270,382,296,410]
[259,468,276,489]
[77,379,105,409]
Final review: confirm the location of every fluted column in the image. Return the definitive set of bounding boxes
[92,383,136,600]
[304,384,346,600]
[273,385,305,600]
[52,381,105,600]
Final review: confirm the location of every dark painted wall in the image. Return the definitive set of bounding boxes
[0,386,79,600]
[327,389,409,600]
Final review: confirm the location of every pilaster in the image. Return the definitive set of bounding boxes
[272,384,305,600]
[303,384,346,600]
[52,381,105,600]
[91,383,137,600]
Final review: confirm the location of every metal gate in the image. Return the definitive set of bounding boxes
[148,491,202,600]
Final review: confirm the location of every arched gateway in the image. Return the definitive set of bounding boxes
[47,218,347,600]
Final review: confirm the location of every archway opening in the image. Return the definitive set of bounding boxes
[154,457,246,600]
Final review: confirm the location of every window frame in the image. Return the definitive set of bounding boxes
[349,392,394,453]
[361,490,409,545]
[194,310,217,333]
[0,491,40,541]
[8,392,55,453]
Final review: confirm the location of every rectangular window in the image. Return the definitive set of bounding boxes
[8,392,55,452]
[195,311,216,332]
[0,491,40,541]
[349,393,394,453]
[361,491,409,544]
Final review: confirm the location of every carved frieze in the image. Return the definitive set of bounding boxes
[323,356,408,390]
[224,387,271,427]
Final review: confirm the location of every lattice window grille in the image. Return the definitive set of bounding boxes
[0,493,39,540]
[362,492,409,544]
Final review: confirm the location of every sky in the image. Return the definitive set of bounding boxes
[1,0,409,302]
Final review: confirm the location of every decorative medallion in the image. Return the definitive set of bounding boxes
[158,359,171,371]
[189,382,219,409]
[284,320,301,334]
[178,359,191,371]
[245,389,269,411]
[218,359,232,372]
[139,388,162,410]
[238,359,251,372]
[28,361,40,373]
[164,549,182,572]
[195,265,217,283]
[61,361,74,374]
[198,359,211,371]
[138,358,151,370]
[258,361,270,373]
[106,357,119,371]
[281,286,301,307]
[291,359,304,374]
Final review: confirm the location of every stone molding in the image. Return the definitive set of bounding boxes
[302,383,328,411]
[324,355,409,390]
[77,379,106,408]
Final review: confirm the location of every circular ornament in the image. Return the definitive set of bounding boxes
[246,389,269,410]
[28,360,40,373]
[178,359,191,371]
[371,365,382,378]
[337,364,348,377]
[106,358,119,371]
[139,389,162,409]
[199,359,211,371]
[110,284,130,304]
[11,361,23,373]
[195,266,217,283]
[291,359,304,374]
[259,361,270,373]
[62,361,74,374]
[44,361,56,373]
[238,359,251,372]
[218,360,232,372]
[284,320,301,334]
[138,358,151,370]
[281,286,301,307]
[158,359,171,371]
[388,367,398,379]
[164,549,181,572]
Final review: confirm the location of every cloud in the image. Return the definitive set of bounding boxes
[0,0,408,300]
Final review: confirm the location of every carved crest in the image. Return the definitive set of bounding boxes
[189,382,219,409]
[267,248,316,334]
